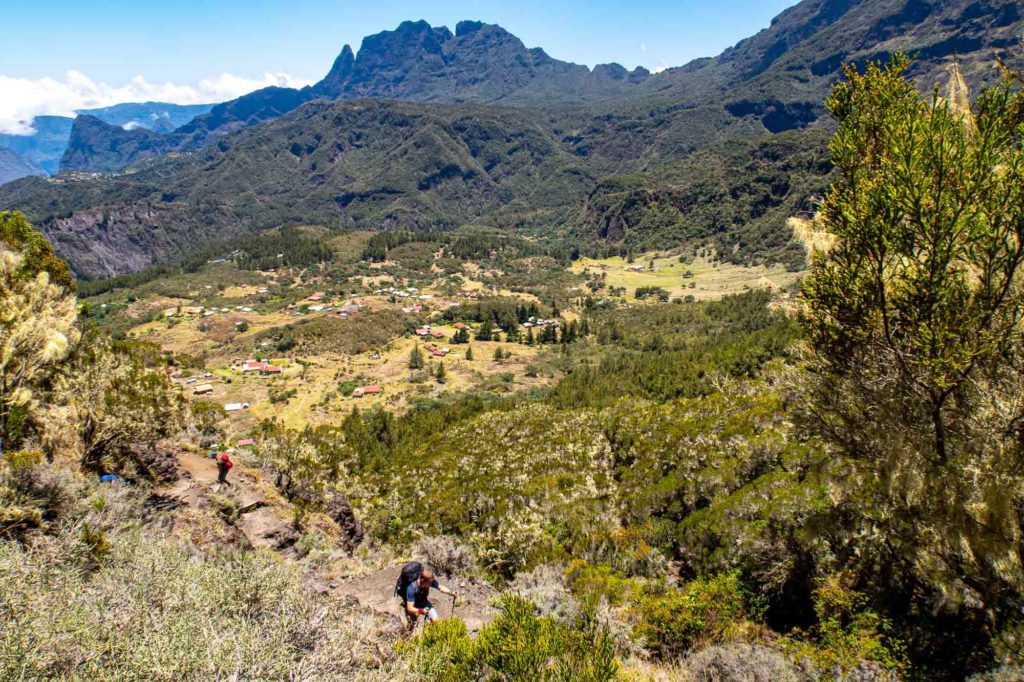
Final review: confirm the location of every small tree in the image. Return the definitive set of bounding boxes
[408,344,424,370]
[493,346,505,361]
[476,319,493,342]
[435,362,446,384]
[800,54,1024,622]
[465,346,474,361]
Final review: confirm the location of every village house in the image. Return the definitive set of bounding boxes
[193,383,213,395]
[236,438,255,448]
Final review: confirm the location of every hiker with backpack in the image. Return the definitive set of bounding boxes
[215,451,233,484]
[396,562,457,631]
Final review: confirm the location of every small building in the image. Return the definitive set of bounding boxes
[430,330,445,339]
[236,438,255,447]
[454,322,467,330]
[362,385,382,395]
[193,383,214,395]
[352,388,364,398]
[307,292,325,302]
[224,402,250,412]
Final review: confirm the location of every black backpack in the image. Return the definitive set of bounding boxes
[395,561,423,599]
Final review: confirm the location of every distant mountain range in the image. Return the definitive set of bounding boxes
[0,102,215,178]
[0,148,46,186]
[56,19,654,175]
[1,0,1021,278]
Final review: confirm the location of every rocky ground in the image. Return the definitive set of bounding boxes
[153,447,497,636]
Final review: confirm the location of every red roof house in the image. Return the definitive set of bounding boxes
[236,438,255,447]
[362,385,382,395]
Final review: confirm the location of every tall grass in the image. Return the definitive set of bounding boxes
[0,524,409,680]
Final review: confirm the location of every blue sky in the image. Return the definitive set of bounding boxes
[0,0,796,133]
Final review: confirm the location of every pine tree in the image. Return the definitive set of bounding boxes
[408,344,424,370]
[476,319,493,342]
[465,345,474,361]
[435,362,446,384]
[526,328,535,346]
[493,346,504,361]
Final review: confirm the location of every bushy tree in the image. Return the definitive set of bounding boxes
[50,338,187,469]
[408,344,424,370]
[800,54,1024,629]
[0,212,74,291]
[0,221,79,453]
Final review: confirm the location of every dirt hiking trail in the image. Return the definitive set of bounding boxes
[157,450,498,634]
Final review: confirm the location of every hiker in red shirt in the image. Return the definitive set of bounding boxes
[216,451,233,484]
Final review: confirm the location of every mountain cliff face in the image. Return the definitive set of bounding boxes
[320,20,649,104]
[4,0,1022,276]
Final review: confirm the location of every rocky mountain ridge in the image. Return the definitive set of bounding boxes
[59,20,651,174]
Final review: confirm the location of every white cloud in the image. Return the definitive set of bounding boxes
[0,70,313,135]
[640,43,647,53]
[651,65,668,74]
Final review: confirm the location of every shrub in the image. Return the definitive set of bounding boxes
[635,573,750,660]
[509,563,579,622]
[783,575,906,677]
[409,594,618,681]
[684,643,802,682]
[0,527,406,680]
[415,535,476,577]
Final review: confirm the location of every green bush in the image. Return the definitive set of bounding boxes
[635,573,750,660]
[783,575,907,676]
[409,594,618,681]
